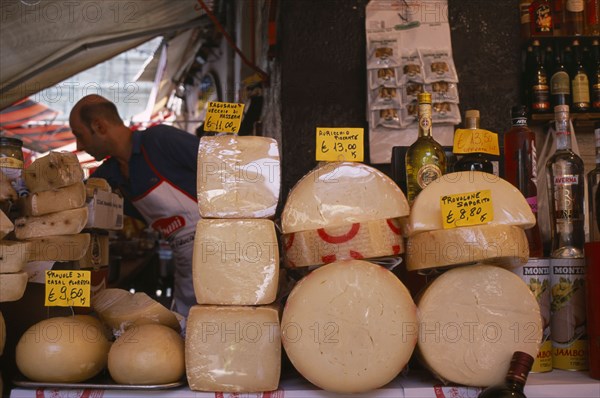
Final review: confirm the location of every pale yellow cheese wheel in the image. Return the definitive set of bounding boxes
[16,317,110,382]
[108,324,185,384]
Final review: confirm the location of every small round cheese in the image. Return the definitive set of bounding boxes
[16,317,110,382]
[406,224,529,271]
[281,162,410,234]
[281,260,418,393]
[417,264,542,387]
[108,324,185,385]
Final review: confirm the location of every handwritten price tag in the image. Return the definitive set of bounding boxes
[441,190,494,229]
[453,128,500,155]
[204,101,245,133]
[45,270,91,307]
[316,127,364,162]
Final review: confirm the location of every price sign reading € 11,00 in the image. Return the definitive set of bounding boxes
[440,189,494,229]
[45,270,91,307]
[316,128,364,162]
[203,101,245,134]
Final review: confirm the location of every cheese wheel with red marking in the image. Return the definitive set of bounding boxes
[281,260,418,393]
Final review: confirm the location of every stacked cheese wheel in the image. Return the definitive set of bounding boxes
[279,162,417,393]
[188,135,282,393]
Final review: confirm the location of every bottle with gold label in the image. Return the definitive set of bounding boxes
[0,136,27,197]
[571,39,590,112]
[405,92,446,204]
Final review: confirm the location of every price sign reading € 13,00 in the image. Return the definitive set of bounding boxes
[441,189,494,229]
[45,270,91,307]
[203,101,245,134]
[316,127,364,162]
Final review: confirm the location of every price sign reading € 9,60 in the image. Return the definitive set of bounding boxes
[204,101,245,134]
[45,270,91,307]
[316,127,364,162]
[441,189,494,229]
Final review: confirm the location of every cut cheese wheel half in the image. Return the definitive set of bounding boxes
[417,264,542,387]
[197,135,280,218]
[0,240,31,273]
[406,224,529,271]
[14,207,88,240]
[23,151,84,194]
[0,271,28,302]
[20,182,86,216]
[281,260,417,394]
[0,209,13,240]
[27,234,91,262]
[281,162,410,234]
[193,219,278,305]
[283,218,404,268]
[407,171,535,236]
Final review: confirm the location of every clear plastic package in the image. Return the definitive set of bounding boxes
[367,37,401,69]
[370,108,403,129]
[400,50,425,84]
[420,48,459,83]
[369,67,401,89]
[369,86,402,110]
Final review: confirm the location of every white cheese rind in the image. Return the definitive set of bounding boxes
[186,305,281,393]
[283,218,404,268]
[0,271,28,302]
[417,264,542,387]
[281,260,418,394]
[14,207,88,240]
[0,210,13,240]
[197,135,281,218]
[0,240,31,273]
[281,162,410,234]
[26,233,91,262]
[407,171,536,236]
[23,151,84,193]
[21,182,86,216]
[193,219,279,305]
[406,224,529,271]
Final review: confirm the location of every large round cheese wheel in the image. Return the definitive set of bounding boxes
[108,324,185,384]
[406,224,529,271]
[281,162,410,234]
[417,264,542,387]
[16,317,110,382]
[407,171,535,236]
[281,260,417,393]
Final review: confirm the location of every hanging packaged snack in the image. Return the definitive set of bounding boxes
[371,108,403,130]
[401,100,418,127]
[428,81,459,103]
[369,67,401,89]
[370,86,402,110]
[402,82,425,105]
[367,37,401,69]
[400,50,425,84]
[420,48,459,83]
[432,101,461,124]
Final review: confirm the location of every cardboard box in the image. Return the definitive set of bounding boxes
[86,190,124,230]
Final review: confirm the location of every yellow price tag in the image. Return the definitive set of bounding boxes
[316,127,364,162]
[453,128,500,156]
[441,190,494,229]
[45,270,91,307]
[204,101,245,133]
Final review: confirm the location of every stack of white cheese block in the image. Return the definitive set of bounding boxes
[189,135,282,393]
[279,162,418,394]
[405,171,543,387]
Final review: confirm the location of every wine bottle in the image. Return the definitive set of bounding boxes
[405,92,446,204]
[504,106,544,257]
[478,351,534,398]
[587,0,600,35]
[588,122,600,242]
[565,0,586,35]
[546,105,585,259]
[550,43,571,108]
[453,110,497,175]
[571,39,591,112]
[520,0,533,40]
[553,0,567,36]
[591,39,600,111]
[530,40,551,113]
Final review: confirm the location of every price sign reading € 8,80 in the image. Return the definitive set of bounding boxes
[441,189,494,229]
[204,101,245,134]
[45,270,91,307]
[316,127,364,162]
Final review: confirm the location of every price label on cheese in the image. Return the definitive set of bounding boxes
[316,127,364,162]
[441,189,494,229]
[453,128,500,155]
[45,270,91,307]
[204,101,245,133]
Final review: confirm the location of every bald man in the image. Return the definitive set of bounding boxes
[70,95,200,316]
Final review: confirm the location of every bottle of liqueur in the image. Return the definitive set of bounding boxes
[504,106,544,258]
[546,105,585,258]
[521,1,533,40]
[477,351,534,398]
[553,0,567,36]
[550,44,571,108]
[565,0,586,35]
[405,92,447,205]
[530,40,551,113]
[453,110,497,175]
[529,0,554,36]
[587,0,600,35]
[588,122,600,242]
[571,39,591,112]
[591,39,600,111]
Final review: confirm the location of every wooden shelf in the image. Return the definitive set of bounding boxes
[530,112,600,128]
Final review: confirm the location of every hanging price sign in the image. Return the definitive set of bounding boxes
[204,101,245,133]
[45,270,91,307]
[316,127,364,162]
[453,128,500,155]
[441,189,494,229]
